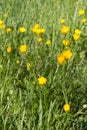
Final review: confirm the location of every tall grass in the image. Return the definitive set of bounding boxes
[0,0,87,129]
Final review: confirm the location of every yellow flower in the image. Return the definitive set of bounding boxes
[0,20,3,24]
[4,14,8,19]
[46,40,51,46]
[73,34,80,41]
[32,24,40,33]
[60,26,70,34]
[38,76,47,85]
[27,63,31,68]
[74,29,81,35]
[76,1,78,4]
[0,24,5,29]
[37,37,42,43]
[82,18,87,23]
[60,18,65,24]
[16,60,20,64]
[6,28,11,33]
[6,46,12,53]
[19,27,26,33]
[57,54,66,64]
[62,39,70,46]
[78,9,85,16]
[33,24,40,30]
[40,28,46,34]
[0,20,5,29]
[19,45,27,53]
[63,103,70,112]
[32,24,46,34]
[62,50,72,59]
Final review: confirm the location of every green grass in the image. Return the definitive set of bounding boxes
[0,0,87,129]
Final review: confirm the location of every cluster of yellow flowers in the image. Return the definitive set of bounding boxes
[32,23,51,46]
[73,29,81,41]
[32,24,46,35]
[6,44,27,54]
[58,24,72,64]
[57,50,72,64]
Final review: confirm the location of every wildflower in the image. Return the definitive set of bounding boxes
[19,44,27,53]
[46,40,51,46]
[6,28,11,33]
[63,103,70,112]
[78,9,85,16]
[16,60,20,64]
[60,26,70,34]
[82,18,87,23]
[83,104,87,109]
[62,50,72,59]
[73,34,80,41]
[60,18,65,24]
[32,24,46,34]
[40,28,46,34]
[57,54,66,64]
[19,27,26,33]
[37,37,42,43]
[76,1,78,4]
[6,46,12,53]
[0,19,5,29]
[4,14,8,19]
[27,62,31,68]
[0,20,3,24]
[32,24,40,32]
[0,24,5,29]
[38,76,47,85]
[74,29,81,35]
[62,39,70,46]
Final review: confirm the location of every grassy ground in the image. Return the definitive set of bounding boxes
[0,0,87,129]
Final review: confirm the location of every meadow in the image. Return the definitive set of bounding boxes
[0,0,87,129]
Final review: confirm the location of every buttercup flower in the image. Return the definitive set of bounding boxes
[62,50,72,59]
[19,27,26,33]
[32,24,46,34]
[7,46,12,53]
[27,63,31,68]
[6,28,11,33]
[60,18,65,24]
[63,103,70,112]
[57,54,66,64]
[73,34,80,41]
[19,45,27,53]
[60,26,70,34]
[74,29,81,35]
[46,40,51,46]
[37,37,42,43]
[82,18,87,23]
[73,29,81,41]
[0,19,5,29]
[78,9,85,16]
[0,20,3,24]
[16,60,20,64]
[62,39,70,46]
[38,76,47,85]
[0,24,5,29]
